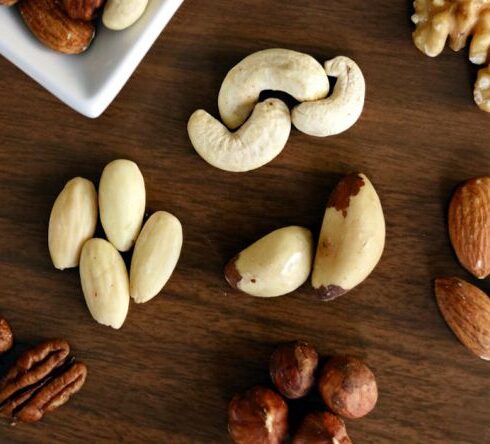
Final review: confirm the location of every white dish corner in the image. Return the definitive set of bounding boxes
[0,0,183,118]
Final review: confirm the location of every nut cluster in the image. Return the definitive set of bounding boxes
[224,173,385,303]
[412,0,490,111]
[48,159,183,329]
[227,340,378,443]
[434,176,490,360]
[1,0,148,55]
[188,49,366,172]
[0,320,87,424]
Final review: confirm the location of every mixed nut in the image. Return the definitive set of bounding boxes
[1,0,149,54]
[434,176,490,360]
[225,226,314,298]
[48,159,183,329]
[0,318,87,424]
[435,277,490,360]
[412,0,490,111]
[188,49,366,172]
[312,173,385,301]
[48,177,98,270]
[228,340,378,443]
[225,173,385,301]
[448,176,490,279]
[0,0,484,434]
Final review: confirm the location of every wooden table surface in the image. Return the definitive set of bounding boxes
[0,0,489,442]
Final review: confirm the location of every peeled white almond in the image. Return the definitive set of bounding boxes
[311,173,385,301]
[48,177,97,270]
[102,0,148,31]
[225,226,313,297]
[130,211,183,303]
[99,159,146,252]
[79,238,130,329]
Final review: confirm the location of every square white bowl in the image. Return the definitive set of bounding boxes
[0,0,183,118]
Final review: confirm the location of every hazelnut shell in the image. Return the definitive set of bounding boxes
[270,340,319,399]
[292,412,352,444]
[319,355,378,419]
[228,386,288,444]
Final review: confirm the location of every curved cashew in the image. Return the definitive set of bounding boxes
[292,56,365,137]
[187,98,291,172]
[218,49,329,129]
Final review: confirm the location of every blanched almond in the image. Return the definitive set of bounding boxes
[99,159,146,252]
[130,211,183,303]
[79,238,129,329]
[48,177,97,270]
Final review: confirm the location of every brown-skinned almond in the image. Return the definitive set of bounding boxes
[448,176,490,279]
[19,0,95,54]
[435,277,490,361]
[63,0,105,21]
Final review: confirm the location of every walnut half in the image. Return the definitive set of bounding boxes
[412,0,490,111]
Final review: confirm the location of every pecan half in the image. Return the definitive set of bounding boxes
[0,339,69,406]
[0,339,87,423]
[14,361,87,423]
[0,318,13,354]
[62,0,105,20]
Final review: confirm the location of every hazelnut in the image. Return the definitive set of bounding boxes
[292,412,352,444]
[0,317,13,354]
[319,355,377,419]
[228,386,288,444]
[270,340,319,399]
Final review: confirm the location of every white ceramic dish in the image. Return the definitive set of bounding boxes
[0,0,183,118]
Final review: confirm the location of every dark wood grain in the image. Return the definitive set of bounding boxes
[0,0,489,442]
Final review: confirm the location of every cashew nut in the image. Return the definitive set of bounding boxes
[102,0,148,31]
[187,98,291,172]
[218,49,329,129]
[292,56,365,137]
